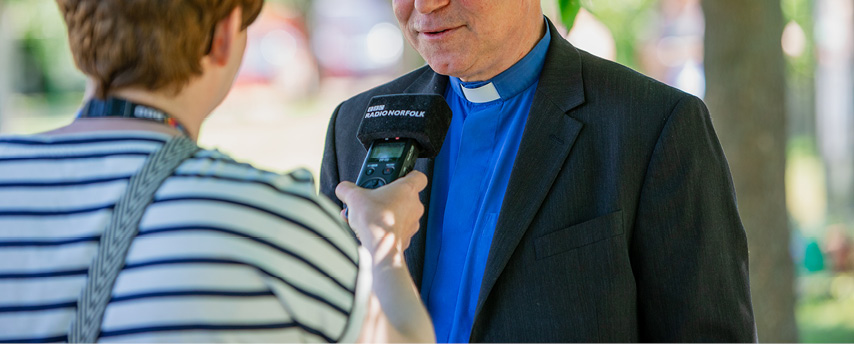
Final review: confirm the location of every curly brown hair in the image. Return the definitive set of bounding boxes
[56,0,263,99]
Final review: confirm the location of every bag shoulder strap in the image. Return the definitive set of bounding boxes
[68,136,199,343]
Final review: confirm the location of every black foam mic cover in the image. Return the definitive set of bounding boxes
[356,94,452,158]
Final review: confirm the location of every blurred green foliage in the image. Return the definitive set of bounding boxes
[556,0,582,32]
[3,0,84,103]
[555,0,658,70]
[578,0,658,70]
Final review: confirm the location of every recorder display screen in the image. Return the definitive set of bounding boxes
[369,142,405,161]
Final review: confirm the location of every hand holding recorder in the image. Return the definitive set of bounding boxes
[330,94,452,343]
[336,171,427,255]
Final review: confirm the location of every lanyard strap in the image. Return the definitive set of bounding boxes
[68,136,199,343]
[78,97,190,137]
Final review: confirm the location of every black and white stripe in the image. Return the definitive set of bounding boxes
[0,131,368,343]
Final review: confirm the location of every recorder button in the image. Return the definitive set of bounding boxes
[360,179,385,189]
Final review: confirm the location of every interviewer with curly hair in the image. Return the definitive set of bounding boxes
[0,1,433,342]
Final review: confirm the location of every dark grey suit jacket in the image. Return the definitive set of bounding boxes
[320,19,757,342]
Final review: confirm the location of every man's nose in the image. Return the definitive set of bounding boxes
[414,0,450,14]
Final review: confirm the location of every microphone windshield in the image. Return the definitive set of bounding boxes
[356,94,452,158]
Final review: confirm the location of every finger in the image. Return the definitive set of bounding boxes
[398,170,428,192]
[339,208,349,223]
[335,181,359,204]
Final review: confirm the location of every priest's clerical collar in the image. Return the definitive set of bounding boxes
[450,20,552,104]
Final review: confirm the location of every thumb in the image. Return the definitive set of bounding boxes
[398,170,428,192]
[335,181,360,205]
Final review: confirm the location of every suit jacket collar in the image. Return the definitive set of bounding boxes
[403,67,449,95]
[473,18,586,324]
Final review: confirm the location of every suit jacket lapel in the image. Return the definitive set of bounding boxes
[474,18,587,319]
[402,68,449,290]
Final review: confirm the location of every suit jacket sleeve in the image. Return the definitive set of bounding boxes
[320,103,344,208]
[632,95,757,342]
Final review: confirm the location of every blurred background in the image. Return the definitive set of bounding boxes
[0,0,851,342]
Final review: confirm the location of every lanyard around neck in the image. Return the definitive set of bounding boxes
[77,97,189,137]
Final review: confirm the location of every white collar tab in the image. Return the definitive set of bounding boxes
[460,82,501,103]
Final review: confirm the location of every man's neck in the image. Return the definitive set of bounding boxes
[458,19,548,83]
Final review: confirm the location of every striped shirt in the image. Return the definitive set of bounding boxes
[0,131,370,343]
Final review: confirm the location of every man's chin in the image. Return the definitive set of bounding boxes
[424,60,469,79]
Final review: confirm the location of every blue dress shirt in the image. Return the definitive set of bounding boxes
[421,24,552,343]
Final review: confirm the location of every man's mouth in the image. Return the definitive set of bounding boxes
[421,26,460,38]
[427,28,451,34]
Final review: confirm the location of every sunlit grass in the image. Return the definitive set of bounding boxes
[797,273,854,343]
[798,296,854,342]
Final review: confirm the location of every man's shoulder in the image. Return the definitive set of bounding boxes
[573,48,689,104]
[542,39,704,141]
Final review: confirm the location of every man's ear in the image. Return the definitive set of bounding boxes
[208,7,243,67]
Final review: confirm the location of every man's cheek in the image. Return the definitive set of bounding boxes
[392,0,412,21]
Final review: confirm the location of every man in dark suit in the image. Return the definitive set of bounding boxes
[320,0,757,341]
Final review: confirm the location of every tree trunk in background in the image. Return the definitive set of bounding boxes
[701,0,797,342]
